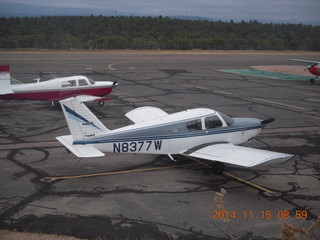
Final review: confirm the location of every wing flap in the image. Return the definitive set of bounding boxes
[73,95,111,103]
[125,106,168,124]
[184,143,293,167]
[57,135,105,158]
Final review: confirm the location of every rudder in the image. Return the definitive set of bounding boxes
[0,65,13,95]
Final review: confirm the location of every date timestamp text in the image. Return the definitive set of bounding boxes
[212,210,308,220]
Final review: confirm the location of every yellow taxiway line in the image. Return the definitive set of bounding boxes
[211,89,237,96]
[252,97,311,111]
[41,158,274,194]
[188,156,274,193]
[41,163,200,183]
[108,63,117,71]
[222,172,274,194]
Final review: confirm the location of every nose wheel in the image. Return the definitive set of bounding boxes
[98,101,105,107]
[211,162,224,175]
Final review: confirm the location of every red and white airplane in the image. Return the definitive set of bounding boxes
[0,65,117,105]
[291,59,320,84]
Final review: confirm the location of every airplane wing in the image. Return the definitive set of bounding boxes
[291,59,319,65]
[183,143,294,167]
[57,135,105,158]
[125,106,169,124]
[73,95,111,103]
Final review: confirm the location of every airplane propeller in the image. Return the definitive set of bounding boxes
[307,63,317,70]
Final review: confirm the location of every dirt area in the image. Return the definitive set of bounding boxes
[251,65,313,76]
[0,230,84,240]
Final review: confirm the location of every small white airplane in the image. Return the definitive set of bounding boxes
[291,59,320,84]
[0,65,118,105]
[56,97,294,174]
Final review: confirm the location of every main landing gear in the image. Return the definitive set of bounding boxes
[310,76,318,84]
[167,154,225,175]
[211,161,225,175]
[98,101,105,107]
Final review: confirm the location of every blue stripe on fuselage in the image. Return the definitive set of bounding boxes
[73,121,261,145]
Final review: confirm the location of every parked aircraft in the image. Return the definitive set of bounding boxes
[57,97,293,174]
[291,59,320,84]
[0,65,117,105]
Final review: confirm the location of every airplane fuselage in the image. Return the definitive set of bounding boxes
[308,65,320,77]
[0,76,115,101]
[73,109,262,156]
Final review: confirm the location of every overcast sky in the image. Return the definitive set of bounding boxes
[1,0,319,25]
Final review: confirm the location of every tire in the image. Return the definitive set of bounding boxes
[212,162,224,175]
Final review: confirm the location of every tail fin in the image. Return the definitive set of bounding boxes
[0,65,13,94]
[60,97,110,141]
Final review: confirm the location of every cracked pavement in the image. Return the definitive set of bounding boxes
[0,51,319,239]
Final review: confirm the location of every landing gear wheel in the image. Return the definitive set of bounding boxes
[310,78,315,84]
[98,101,105,107]
[211,162,224,175]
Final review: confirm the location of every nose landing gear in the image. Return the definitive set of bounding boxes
[98,101,105,107]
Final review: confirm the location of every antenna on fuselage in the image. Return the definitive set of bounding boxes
[38,71,57,81]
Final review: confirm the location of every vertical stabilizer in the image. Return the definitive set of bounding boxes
[0,65,13,94]
[60,97,110,141]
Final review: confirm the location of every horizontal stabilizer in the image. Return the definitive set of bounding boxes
[57,135,105,158]
[184,143,294,167]
[125,106,168,124]
[0,89,14,95]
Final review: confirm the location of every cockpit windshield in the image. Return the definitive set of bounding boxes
[88,78,95,85]
[218,112,235,126]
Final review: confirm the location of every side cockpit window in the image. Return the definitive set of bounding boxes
[79,79,88,86]
[186,119,202,131]
[61,80,76,88]
[204,116,223,129]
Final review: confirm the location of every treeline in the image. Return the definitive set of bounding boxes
[0,16,319,50]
